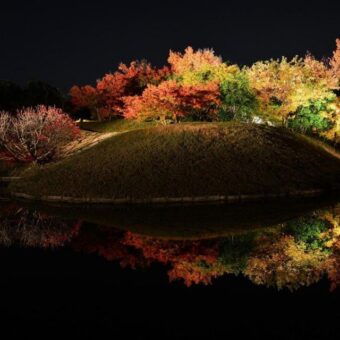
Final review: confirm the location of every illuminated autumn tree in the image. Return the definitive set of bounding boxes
[303,53,338,90]
[70,60,170,120]
[168,46,222,75]
[97,61,170,116]
[246,56,337,124]
[321,97,340,146]
[168,46,236,84]
[123,80,221,123]
[69,41,339,136]
[168,46,258,121]
[218,72,258,121]
[0,105,80,163]
[330,38,340,84]
[285,49,339,141]
[69,85,106,120]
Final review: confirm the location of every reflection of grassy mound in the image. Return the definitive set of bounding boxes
[18,198,338,240]
[10,122,340,200]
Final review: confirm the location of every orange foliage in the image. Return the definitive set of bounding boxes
[70,61,170,120]
[303,53,338,90]
[123,80,220,122]
[96,61,170,116]
[330,38,340,84]
[69,39,340,124]
[69,85,99,109]
[168,46,222,76]
[69,85,109,120]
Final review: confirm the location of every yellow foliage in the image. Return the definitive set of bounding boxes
[320,97,340,144]
[244,234,328,290]
[246,56,337,122]
[168,46,239,86]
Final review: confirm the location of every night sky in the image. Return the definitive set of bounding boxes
[1,0,339,91]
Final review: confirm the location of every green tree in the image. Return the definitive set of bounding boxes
[218,72,258,122]
[288,97,335,135]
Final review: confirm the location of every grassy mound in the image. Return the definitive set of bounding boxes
[0,161,27,177]
[10,122,340,200]
[80,119,155,133]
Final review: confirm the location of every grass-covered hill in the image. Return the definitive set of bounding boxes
[10,122,340,201]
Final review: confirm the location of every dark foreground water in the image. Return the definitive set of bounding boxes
[1,195,340,339]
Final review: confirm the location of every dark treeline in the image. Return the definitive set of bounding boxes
[0,80,68,113]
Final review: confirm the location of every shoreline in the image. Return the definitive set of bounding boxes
[9,188,335,205]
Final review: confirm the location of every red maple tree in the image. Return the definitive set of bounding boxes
[123,80,221,122]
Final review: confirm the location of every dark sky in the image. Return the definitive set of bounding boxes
[1,0,339,91]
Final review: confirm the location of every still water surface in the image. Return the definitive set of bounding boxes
[1,196,340,290]
[1,195,340,338]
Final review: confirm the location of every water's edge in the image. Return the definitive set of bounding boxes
[9,188,331,205]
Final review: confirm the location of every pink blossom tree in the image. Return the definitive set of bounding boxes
[0,105,80,163]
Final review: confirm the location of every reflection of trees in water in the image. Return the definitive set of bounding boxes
[243,209,340,291]
[0,204,81,248]
[1,202,340,290]
[75,205,340,290]
[123,232,220,286]
[244,234,328,290]
[71,225,149,269]
[322,207,340,291]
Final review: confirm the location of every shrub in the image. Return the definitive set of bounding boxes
[288,97,334,134]
[0,105,80,163]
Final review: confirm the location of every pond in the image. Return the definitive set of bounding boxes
[1,194,340,338]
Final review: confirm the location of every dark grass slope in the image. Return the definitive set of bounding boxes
[10,122,340,200]
[80,119,156,133]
